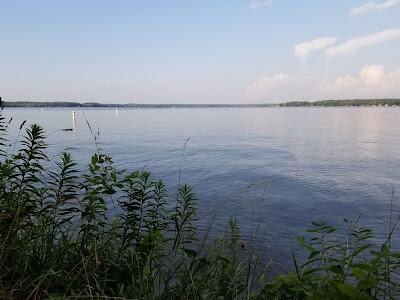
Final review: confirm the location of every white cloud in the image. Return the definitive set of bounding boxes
[294,37,338,61]
[350,0,400,16]
[246,65,400,102]
[249,0,273,8]
[317,65,400,99]
[325,28,400,58]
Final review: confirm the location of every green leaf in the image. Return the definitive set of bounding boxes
[326,227,336,233]
[351,263,375,273]
[326,264,344,275]
[352,268,367,280]
[296,236,317,252]
[357,277,378,290]
[182,248,197,258]
[308,250,320,260]
[352,244,371,257]
[337,283,358,297]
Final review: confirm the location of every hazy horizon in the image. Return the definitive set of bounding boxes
[1,0,400,104]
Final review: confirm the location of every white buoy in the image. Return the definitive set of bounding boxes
[41,108,44,115]
[115,108,118,116]
[72,111,76,130]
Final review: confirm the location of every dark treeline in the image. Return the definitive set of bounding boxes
[282,99,400,107]
[3,101,80,107]
[2,101,275,108]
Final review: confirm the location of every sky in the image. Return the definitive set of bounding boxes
[0,0,400,104]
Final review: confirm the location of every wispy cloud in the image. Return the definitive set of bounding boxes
[325,28,400,58]
[350,0,400,16]
[294,38,338,61]
[245,74,314,102]
[249,0,273,8]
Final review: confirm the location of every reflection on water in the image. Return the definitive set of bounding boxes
[356,108,381,160]
[3,107,400,271]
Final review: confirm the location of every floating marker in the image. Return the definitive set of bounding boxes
[72,111,76,130]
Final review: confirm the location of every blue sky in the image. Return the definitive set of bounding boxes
[1,0,400,103]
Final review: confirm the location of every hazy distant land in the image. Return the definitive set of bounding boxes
[1,99,400,108]
[1,101,274,108]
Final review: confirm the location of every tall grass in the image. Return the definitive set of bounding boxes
[0,109,400,299]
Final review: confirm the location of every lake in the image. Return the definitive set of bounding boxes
[3,107,400,272]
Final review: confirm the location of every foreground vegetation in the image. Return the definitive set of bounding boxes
[1,110,400,299]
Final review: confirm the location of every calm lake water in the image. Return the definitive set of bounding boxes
[3,107,400,271]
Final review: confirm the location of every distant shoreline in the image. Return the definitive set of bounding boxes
[1,102,275,108]
[1,99,400,108]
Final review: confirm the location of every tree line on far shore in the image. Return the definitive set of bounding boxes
[1,98,400,108]
[281,99,400,107]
